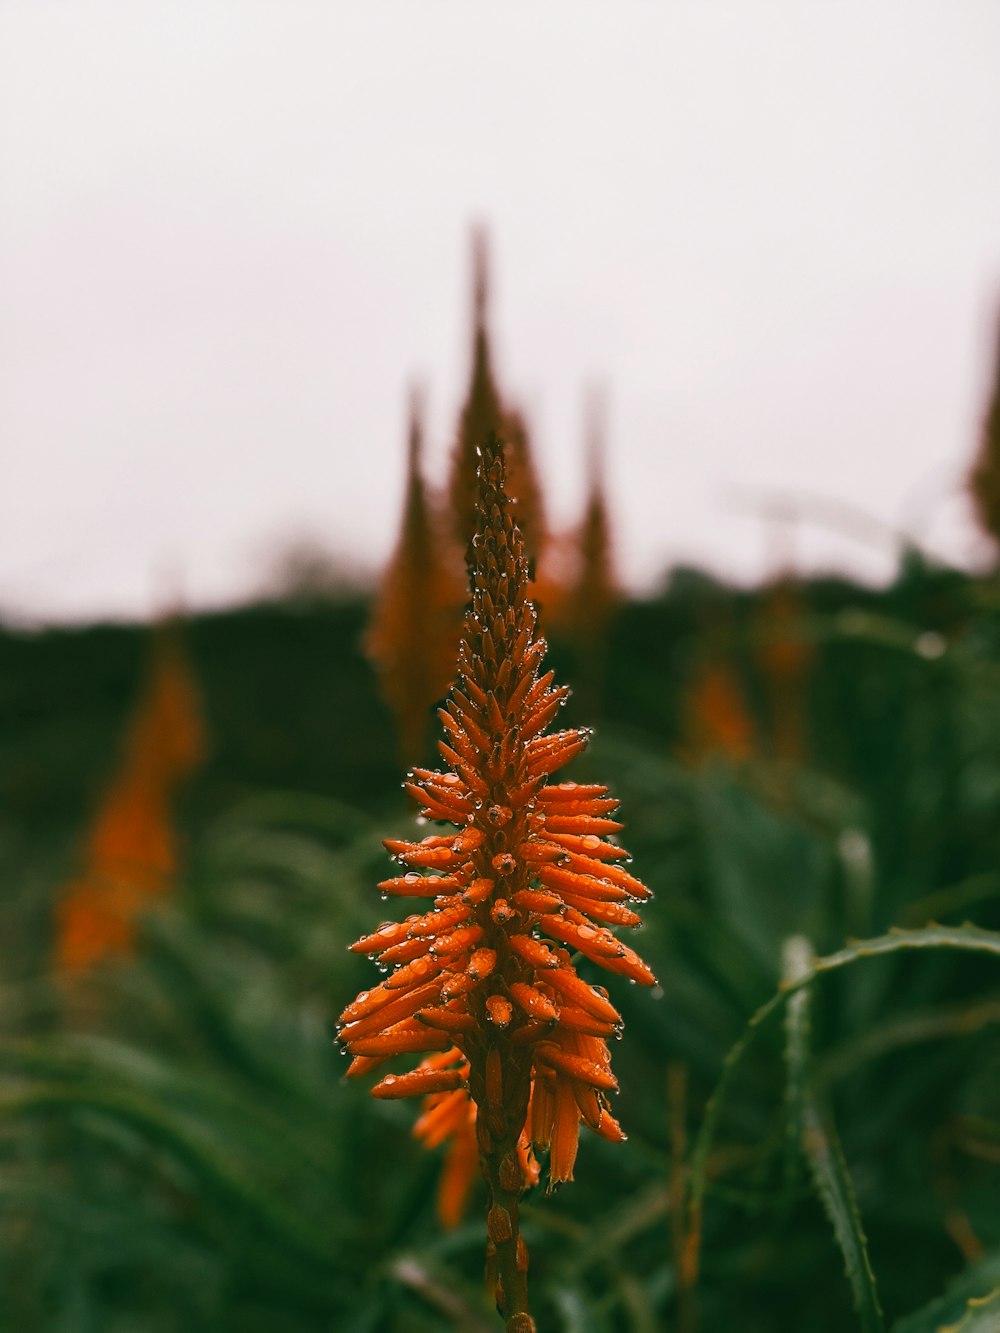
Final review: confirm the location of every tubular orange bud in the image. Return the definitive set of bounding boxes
[512,888,564,913]
[376,936,436,966]
[377,873,458,897]
[550,1079,581,1185]
[557,895,642,928]
[570,1080,605,1131]
[543,815,624,835]
[485,995,514,1028]
[407,902,471,936]
[413,1084,470,1146]
[536,1044,619,1092]
[510,1019,552,1047]
[462,876,496,905]
[538,914,627,961]
[508,934,560,969]
[509,982,560,1024]
[540,781,610,801]
[544,968,623,1025]
[350,920,415,954]
[416,1007,477,1034]
[384,954,448,991]
[339,980,444,1040]
[466,947,498,980]
[371,1067,465,1100]
[554,1006,619,1038]
[593,1109,628,1143]
[430,924,485,957]
[348,1028,452,1057]
[537,864,631,903]
[345,1054,386,1078]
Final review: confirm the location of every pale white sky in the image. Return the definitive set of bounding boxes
[3,0,1000,621]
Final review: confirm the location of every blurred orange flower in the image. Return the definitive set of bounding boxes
[55,626,204,975]
[366,390,464,763]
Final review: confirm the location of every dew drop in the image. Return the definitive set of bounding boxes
[651,984,664,1000]
[582,835,601,851]
[404,872,421,884]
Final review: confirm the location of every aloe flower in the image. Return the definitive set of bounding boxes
[339,432,655,1330]
[365,389,464,763]
[55,624,204,975]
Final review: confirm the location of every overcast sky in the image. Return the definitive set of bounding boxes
[3,0,1000,622]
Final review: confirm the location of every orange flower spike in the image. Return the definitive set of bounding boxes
[366,389,463,765]
[55,623,204,978]
[339,432,655,1332]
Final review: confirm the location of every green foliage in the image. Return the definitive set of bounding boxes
[3,564,1000,1329]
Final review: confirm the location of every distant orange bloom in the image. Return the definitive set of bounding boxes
[366,391,464,763]
[684,658,755,763]
[55,626,204,975]
[340,433,655,1329]
[757,578,813,762]
[547,415,618,648]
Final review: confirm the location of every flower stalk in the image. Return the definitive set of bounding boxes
[339,432,655,1329]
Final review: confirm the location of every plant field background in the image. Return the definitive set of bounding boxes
[2,557,999,1332]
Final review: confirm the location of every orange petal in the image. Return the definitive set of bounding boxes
[371,1067,465,1099]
